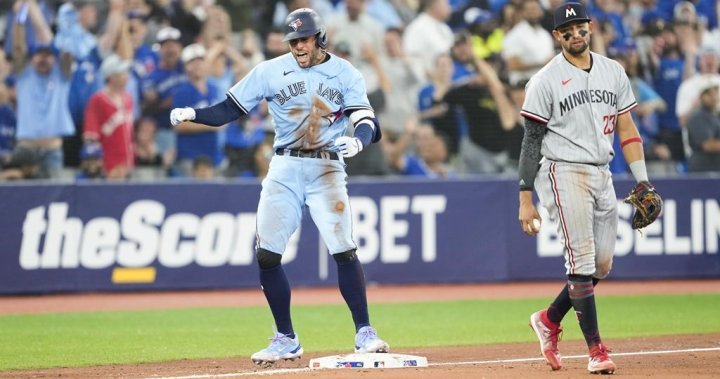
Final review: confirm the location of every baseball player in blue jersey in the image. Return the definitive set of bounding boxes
[517,2,660,375]
[169,8,388,365]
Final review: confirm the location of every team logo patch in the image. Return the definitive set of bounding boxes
[289,19,303,31]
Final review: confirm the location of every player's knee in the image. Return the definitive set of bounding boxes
[332,249,357,264]
[256,248,282,269]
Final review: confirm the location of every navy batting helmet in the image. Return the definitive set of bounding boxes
[282,8,327,49]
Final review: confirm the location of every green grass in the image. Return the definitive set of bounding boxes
[1,294,719,371]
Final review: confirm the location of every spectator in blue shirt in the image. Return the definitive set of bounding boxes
[0,76,16,167]
[224,105,269,178]
[171,43,223,177]
[75,143,104,180]
[608,41,671,174]
[141,26,185,160]
[652,27,686,166]
[418,53,463,159]
[389,121,454,178]
[128,10,158,118]
[11,0,74,179]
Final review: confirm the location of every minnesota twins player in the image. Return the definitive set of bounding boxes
[169,8,388,365]
[517,2,653,374]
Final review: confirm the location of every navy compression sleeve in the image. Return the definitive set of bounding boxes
[518,118,546,191]
[193,96,245,126]
[354,123,374,147]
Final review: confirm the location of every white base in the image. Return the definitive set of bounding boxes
[309,353,428,369]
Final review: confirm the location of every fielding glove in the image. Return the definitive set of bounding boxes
[623,181,663,229]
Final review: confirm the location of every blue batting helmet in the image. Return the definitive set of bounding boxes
[282,8,327,49]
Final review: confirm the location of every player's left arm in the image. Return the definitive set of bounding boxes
[334,66,382,157]
[345,108,380,146]
[615,65,648,183]
[333,108,380,158]
[616,112,648,183]
[617,110,664,229]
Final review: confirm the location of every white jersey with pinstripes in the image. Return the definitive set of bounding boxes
[520,52,637,165]
[521,51,637,277]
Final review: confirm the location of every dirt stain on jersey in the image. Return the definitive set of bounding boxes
[334,201,345,213]
[304,97,331,149]
[577,166,590,191]
[288,107,303,118]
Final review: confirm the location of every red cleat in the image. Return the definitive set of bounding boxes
[529,309,563,370]
[588,342,616,374]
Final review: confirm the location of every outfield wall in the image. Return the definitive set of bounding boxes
[0,177,718,294]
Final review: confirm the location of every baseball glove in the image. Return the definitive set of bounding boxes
[623,181,663,229]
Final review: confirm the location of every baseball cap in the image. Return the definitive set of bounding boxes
[29,43,57,56]
[156,26,181,43]
[553,2,591,30]
[464,7,494,26]
[100,54,132,77]
[640,10,666,35]
[698,44,720,57]
[80,144,103,160]
[181,43,206,63]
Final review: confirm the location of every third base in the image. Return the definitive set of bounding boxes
[309,353,428,369]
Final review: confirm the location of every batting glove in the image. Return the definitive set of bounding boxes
[170,107,196,126]
[334,136,363,158]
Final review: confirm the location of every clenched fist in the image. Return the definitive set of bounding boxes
[334,136,363,157]
[170,107,196,126]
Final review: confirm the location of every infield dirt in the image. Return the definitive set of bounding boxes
[2,280,719,378]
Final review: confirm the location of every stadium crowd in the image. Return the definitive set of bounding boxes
[0,0,718,182]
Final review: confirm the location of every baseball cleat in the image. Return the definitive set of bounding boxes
[529,309,563,370]
[354,326,390,354]
[251,331,303,366]
[588,343,616,374]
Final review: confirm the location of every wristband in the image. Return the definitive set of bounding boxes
[629,160,649,183]
[620,136,642,149]
[16,3,29,24]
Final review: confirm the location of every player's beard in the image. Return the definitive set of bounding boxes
[566,40,589,56]
[293,48,325,68]
[308,48,326,67]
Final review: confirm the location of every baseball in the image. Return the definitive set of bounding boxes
[532,219,541,231]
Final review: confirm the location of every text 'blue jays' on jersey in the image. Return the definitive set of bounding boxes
[226,52,372,151]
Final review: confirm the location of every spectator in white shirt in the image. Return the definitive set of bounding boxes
[402,0,454,82]
[675,45,720,128]
[501,0,554,86]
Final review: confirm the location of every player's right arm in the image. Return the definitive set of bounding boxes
[334,65,382,157]
[518,118,546,236]
[517,76,552,236]
[171,63,267,127]
[170,96,245,127]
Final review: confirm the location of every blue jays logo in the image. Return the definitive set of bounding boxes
[289,19,303,31]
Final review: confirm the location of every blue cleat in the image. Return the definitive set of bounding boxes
[251,331,303,366]
[354,326,389,354]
